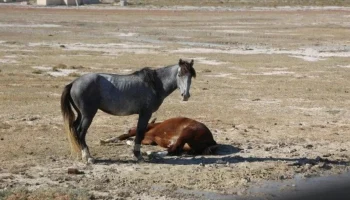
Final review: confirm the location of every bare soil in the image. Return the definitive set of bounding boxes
[0,3,349,200]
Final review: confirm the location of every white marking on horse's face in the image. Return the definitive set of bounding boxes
[167,136,179,147]
[176,68,192,101]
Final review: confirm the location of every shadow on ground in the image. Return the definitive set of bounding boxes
[93,144,349,167]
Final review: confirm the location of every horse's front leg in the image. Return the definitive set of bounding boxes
[133,112,152,161]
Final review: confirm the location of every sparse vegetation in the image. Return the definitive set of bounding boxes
[53,63,68,71]
[32,70,43,74]
[69,72,81,77]
[70,65,84,69]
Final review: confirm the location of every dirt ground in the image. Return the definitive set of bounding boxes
[0,3,350,200]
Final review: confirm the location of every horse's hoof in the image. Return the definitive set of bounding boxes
[135,156,144,163]
[133,151,144,162]
[87,157,95,164]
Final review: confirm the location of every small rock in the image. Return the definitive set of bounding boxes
[278,142,286,147]
[247,146,253,149]
[318,163,332,170]
[304,144,313,149]
[304,163,312,170]
[216,159,226,164]
[60,45,66,48]
[323,153,331,157]
[340,148,347,152]
[289,149,297,153]
[199,163,205,167]
[68,168,83,175]
[264,146,272,151]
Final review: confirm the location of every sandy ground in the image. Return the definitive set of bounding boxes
[0,3,350,200]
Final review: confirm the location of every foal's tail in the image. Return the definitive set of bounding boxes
[61,83,81,156]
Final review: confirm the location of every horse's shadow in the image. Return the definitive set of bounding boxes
[94,144,349,167]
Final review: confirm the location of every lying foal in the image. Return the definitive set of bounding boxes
[100,117,218,155]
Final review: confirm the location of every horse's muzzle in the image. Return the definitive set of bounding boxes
[182,94,190,101]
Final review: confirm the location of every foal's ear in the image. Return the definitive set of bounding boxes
[178,59,183,65]
[150,118,157,124]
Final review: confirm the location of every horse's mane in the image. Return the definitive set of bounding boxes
[179,61,196,78]
[132,67,157,90]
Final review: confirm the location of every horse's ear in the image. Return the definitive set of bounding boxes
[190,59,194,66]
[178,59,183,65]
[150,118,157,124]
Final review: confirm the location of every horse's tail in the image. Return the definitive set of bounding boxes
[61,83,81,155]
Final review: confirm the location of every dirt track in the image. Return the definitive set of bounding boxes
[0,4,349,200]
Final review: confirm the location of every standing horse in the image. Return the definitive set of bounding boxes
[100,117,219,155]
[61,59,196,163]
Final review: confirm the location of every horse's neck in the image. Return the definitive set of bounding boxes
[156,65,179,99]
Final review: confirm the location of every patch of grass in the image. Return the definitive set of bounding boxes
[70,65,84,69]
[32,70,44,74]
[0,187,91,200]
[53,63,68,72]
[69,72,81,77]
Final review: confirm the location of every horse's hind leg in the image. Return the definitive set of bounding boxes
[76,113,97,164]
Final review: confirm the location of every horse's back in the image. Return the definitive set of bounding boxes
[70,73,102,104]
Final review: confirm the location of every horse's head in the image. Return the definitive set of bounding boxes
[177,59,196,101]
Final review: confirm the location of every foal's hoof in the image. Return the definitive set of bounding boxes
[87,157,95,164]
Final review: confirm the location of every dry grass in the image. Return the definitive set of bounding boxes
[0,5,349,200]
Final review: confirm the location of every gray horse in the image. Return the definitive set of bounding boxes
[61,59,196,163]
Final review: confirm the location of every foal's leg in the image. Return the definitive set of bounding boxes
[133,112,152,161]
[167,138,186,156]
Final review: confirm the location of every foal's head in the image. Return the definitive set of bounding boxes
[177,59,196,101]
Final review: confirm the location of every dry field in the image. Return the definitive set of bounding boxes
[0,3,350,200]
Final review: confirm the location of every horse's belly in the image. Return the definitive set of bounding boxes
[99,98,139,116]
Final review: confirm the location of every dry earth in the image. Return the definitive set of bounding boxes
[0,3,350,200]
